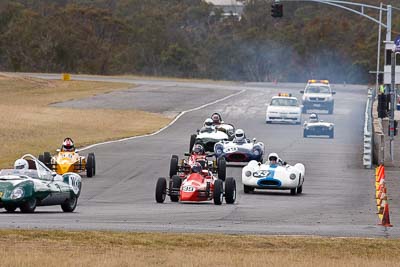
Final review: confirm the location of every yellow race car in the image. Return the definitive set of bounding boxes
[39,150,96,177]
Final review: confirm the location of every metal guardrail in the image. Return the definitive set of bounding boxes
[363,88,374,168]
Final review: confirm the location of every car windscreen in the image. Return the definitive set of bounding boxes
[0,169,40,179]
[270,98,298,106]
[305,85,331,94]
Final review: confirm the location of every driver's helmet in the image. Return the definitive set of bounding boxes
[62,137,75,152]
[234,129,245,141]
[193,144,205,155]
[309,113,319,123]
[204,118,214,129]
[191,162,202,173]
[268,153,279,163]
[211,113,222,125]
[14,159,29,170]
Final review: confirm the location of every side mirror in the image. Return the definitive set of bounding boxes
[332,91,336,95]
[196,129,200,134]
[56,149,60,152]
[300,90,304,94]
[253,138,256,143]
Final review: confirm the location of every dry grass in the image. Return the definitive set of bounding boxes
[0,229,399,267]
[0,73,171,167]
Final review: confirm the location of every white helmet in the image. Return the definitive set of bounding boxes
[204,118,213,129]
[309,113,318,122]
[14,159,29,170]
[268,153,279,162]
[234,129,245,141]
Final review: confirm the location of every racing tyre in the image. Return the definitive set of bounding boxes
[225,177,236,204]
[290,188,297,195]
[170,175,181,202]
[4,204,17,213]
[213,179,224,205]
[38,154,44,164]
[89,153,96,176]
[43,152,51,168]
[20,198,37,213]
[329,131,334,139]
[169,155,179,178]
[155,177,167,203]
[217,158,226,181]
[243,185,254,194]
[61,196,78,212]
[303,130,308,138]
[297,185,303,194]
[189,134,197,152]
[86,154,95,178]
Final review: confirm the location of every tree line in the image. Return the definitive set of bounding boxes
[0,0,398,83]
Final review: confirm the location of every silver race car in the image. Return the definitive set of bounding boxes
[303,114,334,138]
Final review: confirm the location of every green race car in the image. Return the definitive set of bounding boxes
[0,154,82,213]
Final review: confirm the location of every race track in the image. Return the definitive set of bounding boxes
[1,75,398,237]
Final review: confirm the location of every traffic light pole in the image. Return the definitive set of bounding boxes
[390,50,396,161]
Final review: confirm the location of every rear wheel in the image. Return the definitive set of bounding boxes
[155,177,167,203]
[217,158,226,181]
[89,153,96,176]
[225,177,236,204]
[213,179,223,205]
[20,198,37,213]
[38,154,45,164]
[297,185,303,194]
[189,134,197,153]
[243,185,254,194]
[169,155,179,178]
[170,175,181,202]
[61,196,78,212]
[86,154,95,177]
[329,131,334,139]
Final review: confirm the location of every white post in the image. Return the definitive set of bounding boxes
[376,3,383,94]
[386,5,392,42]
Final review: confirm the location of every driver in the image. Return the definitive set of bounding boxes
[191,162,202,173]
[211,113,223,126]
[200,118,215,133]
[61,137,75,152]
[192,144,205,155]
[14,159,29,170]
[233,129,247,143]
[267,153,286,166]
[309,113,319,123]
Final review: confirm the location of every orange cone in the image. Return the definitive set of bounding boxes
[378,165,385,180]
[379,203,393,227]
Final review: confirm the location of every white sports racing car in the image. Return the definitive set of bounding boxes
[242,160,305,195]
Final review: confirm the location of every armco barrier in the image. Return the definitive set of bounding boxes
[363,88,374,168]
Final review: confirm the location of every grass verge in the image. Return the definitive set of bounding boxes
[0,73,171,167]
[1,229,400,267]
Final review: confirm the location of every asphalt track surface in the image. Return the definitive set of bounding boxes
[1,74,399,237]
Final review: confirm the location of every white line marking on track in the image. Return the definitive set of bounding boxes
[80,89,246,151]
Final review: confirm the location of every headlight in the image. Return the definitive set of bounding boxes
[245,171,252,177]
[11,187,24,199]
[215,148,223,155]
[289,173,296,180]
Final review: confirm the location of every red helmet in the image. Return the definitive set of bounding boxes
[62,138,75,152]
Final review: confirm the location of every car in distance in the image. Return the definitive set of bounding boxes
[265,93,302,124]
[303,114,334,138]
[300,80,335,114]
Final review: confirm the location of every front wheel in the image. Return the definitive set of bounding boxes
[297,185,303,194]
[4,204,17,213]
[43,152,51,168]
[61,196,78,212]
[189,134,197,153]
[213,179,223,205]
[155,177,167,203]
[243,185,254,194]
[20,198,37,213]
[303,130,308,138]
[170,175,181,202]
[329,131,334,139]
[86,154,95,177]
[290,188,297,195]
[225,177,236,204]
